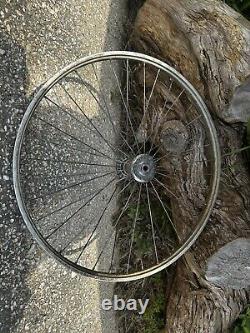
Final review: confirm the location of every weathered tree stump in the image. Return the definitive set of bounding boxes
[129,0,250,332]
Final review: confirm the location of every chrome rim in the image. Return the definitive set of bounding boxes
[13,51,220,282]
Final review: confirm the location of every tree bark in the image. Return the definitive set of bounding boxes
[129,0,250,332]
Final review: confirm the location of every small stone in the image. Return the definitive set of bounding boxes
[205,238,250,289]
[224,77,250,123]
[0,49,5,55]
[71,271,77,278]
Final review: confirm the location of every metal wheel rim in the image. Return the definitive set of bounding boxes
[13,51,221,282]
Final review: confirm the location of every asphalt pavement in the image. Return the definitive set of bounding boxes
[0,1,127,332]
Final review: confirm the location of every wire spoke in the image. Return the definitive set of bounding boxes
[124,59,138,152]
[45,176,118,240]
[155,171,171,179]
[29,126,113,162]
[45,95,92,133]
[109,59,140,152]
[89,64,136,156]
[145,68,160,114]
[34,115,114,161]
[108,230,118,273]
[75,178,131,264]
[192,158,214,164]
[184,143,210,154]
[126,59,130,113]
[150,181,179,238]
[185,113,202,127]
[153,151,171,163]
[162,88,185,122]
[147,80,174,153]
[59,80,128,158]
[30,169,110,185]
[143,62,147,153]
[29,170,116,202]
[35,173,115,222]
[146,183,159,263]
[153,80,173,128]
[24,153,116,166]
[141,69,161,154]
[153,141,209,164]
[127,183,142,273]
[49,88,131,159]
[92,181,135,270]
[154,178,178,200]
[149,89,186,157]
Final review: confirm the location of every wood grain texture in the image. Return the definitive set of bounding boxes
[129,0,250,332]
[206,238,250,289]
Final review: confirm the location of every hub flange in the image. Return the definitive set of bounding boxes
[131,154,155,183]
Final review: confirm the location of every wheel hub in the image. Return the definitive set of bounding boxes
[131,154,155,183]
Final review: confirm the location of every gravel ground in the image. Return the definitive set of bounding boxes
[0,1,127,332]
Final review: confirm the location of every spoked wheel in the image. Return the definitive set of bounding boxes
[13,51,220,282]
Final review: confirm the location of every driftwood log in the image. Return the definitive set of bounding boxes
[129,0,250,332]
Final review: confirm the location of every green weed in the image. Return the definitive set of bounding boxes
[142,273,166,333]
[225,0,250,19]
[231,306,250,333]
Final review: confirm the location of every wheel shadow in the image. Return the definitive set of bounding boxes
[0,30,33,333]
[97,1,129,333]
